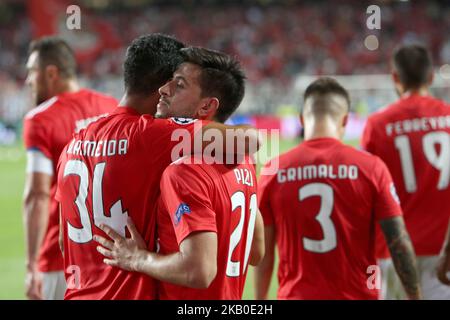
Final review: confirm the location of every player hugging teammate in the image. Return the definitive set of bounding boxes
[25,32,449,300]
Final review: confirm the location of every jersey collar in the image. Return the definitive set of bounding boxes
[303,137,342,145]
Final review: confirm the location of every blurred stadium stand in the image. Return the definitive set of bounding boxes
[0,0,449,143]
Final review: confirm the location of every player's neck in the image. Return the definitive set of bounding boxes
[401,86,429,98]
[304,127,341,141]
[118,93,159,115]
[54,79,80,96]
[303,118,342,141]
[304,132,341,141]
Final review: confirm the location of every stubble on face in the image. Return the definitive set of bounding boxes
[156,63,204,119]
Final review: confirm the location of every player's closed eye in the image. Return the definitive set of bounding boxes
[176,82,184,89]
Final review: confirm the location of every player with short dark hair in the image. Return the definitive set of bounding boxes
[362,44,450,299]
[56,37,259,299]
[28,37,77,85]
[255,77,421,300]
[23,36,117,300]
[392,45,433,94]
[94,47,265,300]
[123,34,184,96]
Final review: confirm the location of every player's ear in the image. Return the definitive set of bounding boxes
[299,113,304,127]
[392,71,400,86]
[198,97,219,119]
[391,71,405,96]
[45,65,59,82]
[342,113,349,127]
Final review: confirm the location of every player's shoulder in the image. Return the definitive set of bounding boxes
[24,96,59,121]
[341,143,381,163]
[316,142,385,179]
[258,145,301,181]
[163,155,213,184]
[166,155,207,173]
[63,89,118,112]
[366,100,402,124]
[150,117,201,133]
[81,88,114,99]
[421,95,450,113]
[341,144,388,178]
[140,116,198,129]
[79,88,118,105]
[271,143,302,167]
[136,116,201,145]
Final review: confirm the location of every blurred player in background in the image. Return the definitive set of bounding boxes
[362,45,450,299]
[22,37,117,300]
[56,36,260,299]
[94,47,265,300]
[255,78,421,300]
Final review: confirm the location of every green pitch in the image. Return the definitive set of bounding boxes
[0,144,27,300]
[0,137,359,300]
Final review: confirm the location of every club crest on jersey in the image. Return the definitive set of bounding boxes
[174,203,191,226]
[171,117,198,125]
[390,183,401,204]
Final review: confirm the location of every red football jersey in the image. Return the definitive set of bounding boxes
[362,94,450,257]
[23,89,117,272]
[55,107,204,300]
[258,138,402,300]
[157,155,257,300]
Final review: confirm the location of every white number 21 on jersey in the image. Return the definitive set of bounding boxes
[226,192,257,277]
[63,160,128,243]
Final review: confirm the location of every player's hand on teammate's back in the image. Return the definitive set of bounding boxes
[25,269,42,300]
[94,218,147,272]
[436,252,450,285]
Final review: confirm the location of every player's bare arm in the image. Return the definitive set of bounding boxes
[201,122,261,156]
[249,209,265,266]
[23,171,52,300]
[437,221,450,285]
[379,216,422,299]
[254,225,275,300]
[94,219,218,289]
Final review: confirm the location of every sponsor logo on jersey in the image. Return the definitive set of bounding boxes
[390,183,401,204]
[174,203,191,226]
[171,117,198,125]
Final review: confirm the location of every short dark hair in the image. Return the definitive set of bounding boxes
[28,36,77,79]
[393,44,433,90]
[124,34,185,95]
[180,47,246,123]
[303,77,350,112]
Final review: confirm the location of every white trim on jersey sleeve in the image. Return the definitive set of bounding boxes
[26,150,54,175]
[24,96,58,119]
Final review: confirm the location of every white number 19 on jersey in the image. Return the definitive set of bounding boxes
[395,131,450,193]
